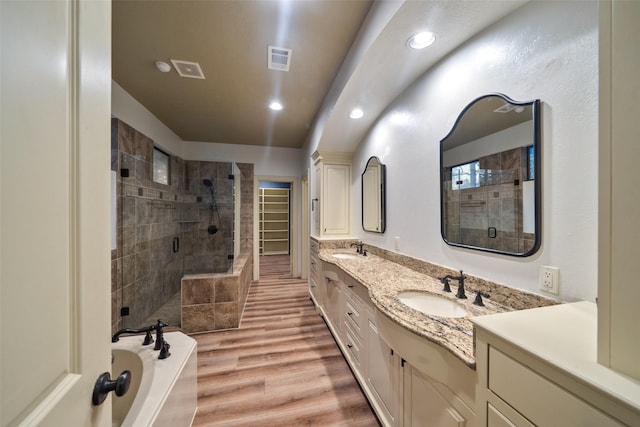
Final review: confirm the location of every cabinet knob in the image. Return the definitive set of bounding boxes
[347,312,353,316]
[347,344,353,349]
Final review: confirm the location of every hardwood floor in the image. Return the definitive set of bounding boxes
[192,255,380,426]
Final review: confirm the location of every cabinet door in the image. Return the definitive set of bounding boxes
[309,240,321,305]
[313,163,322,235]
[324,275,343,336]
[404,365,466,427]
[366,319,401,426]
[322,163,350,235]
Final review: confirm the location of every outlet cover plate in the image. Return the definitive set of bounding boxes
[539,266,559,295]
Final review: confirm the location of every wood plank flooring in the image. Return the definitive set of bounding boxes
[192,255,380,426]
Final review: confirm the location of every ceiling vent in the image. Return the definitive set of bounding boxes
[268,46,292,72]
[170,60,205,79]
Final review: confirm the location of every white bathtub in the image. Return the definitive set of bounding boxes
[111,331,198,427]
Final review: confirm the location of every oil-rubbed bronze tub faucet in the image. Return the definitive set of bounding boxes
[111,326,155,345]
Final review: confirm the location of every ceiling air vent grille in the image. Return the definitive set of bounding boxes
[170,60,205,79]
[268,46,292,72]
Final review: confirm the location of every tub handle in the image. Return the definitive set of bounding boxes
[92,370,131,406]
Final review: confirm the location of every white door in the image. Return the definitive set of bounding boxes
[1,1,112,425]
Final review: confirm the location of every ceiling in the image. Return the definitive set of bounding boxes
[112,0,372,149]
[113,0,528,151]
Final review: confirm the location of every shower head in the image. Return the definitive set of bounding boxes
[203,179,213,187]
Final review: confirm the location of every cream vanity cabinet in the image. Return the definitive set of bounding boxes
[365,310,403,426]
[321,261,344,339]
[473,303,638,427]
[312,151,351,237]
[309,239,322,307]
[318,260,476,427]
[375,309,477,427]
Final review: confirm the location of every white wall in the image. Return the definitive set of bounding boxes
[182,141,302,177]
[112,81,185,156]
[351,1,598,302]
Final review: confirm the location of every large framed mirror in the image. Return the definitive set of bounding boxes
[362,156,386,233]
[440,93,540,256]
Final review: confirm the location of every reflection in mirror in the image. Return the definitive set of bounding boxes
[362,156,386,233]
[440,93,540,256]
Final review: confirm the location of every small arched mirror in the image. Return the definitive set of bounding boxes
[440,93,540,256]
[362,156,386,233]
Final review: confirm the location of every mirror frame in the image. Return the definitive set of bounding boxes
[361,156,387,233]
[439,93,541,257]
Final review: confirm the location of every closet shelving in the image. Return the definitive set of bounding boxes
[259,187,290,255]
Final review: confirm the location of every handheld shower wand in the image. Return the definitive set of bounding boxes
[202,179,221,234]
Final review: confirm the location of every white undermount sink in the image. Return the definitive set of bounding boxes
[332,253,360,260]
[398,291,468,318]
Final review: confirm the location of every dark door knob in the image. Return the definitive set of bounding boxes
[92,370,131,405]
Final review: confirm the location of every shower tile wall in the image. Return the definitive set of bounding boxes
[111,119,242,333]
[182,160,234,274]
[237,163,254,252]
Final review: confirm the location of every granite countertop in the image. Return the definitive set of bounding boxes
[318,248,552,369]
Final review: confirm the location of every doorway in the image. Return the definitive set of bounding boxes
[259,181,291,278]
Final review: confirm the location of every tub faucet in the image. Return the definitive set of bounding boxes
[159,341,171,359]
[153,319,168,351]
[111,326,154,345]
[439,270,466,299]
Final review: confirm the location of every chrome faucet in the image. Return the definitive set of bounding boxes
[439,270,467,299]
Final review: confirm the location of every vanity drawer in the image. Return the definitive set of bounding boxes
[488,347,623,427]
[344,298,364,338]
[343,273,371,308]
[344,328,363,371]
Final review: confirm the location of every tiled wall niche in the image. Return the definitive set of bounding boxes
[111,119,254,333]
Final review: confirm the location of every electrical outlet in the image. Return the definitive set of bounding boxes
[539,266,559,295]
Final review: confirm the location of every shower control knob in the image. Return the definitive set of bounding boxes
[92,370,131,405]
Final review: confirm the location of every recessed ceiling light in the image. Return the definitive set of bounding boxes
[269,101,283,111]
[349,108,364,119]
[408,32,436,49]
[155,61,171,73]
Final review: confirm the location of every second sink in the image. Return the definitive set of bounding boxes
[398,291,468,318]
[332,253,360,260]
